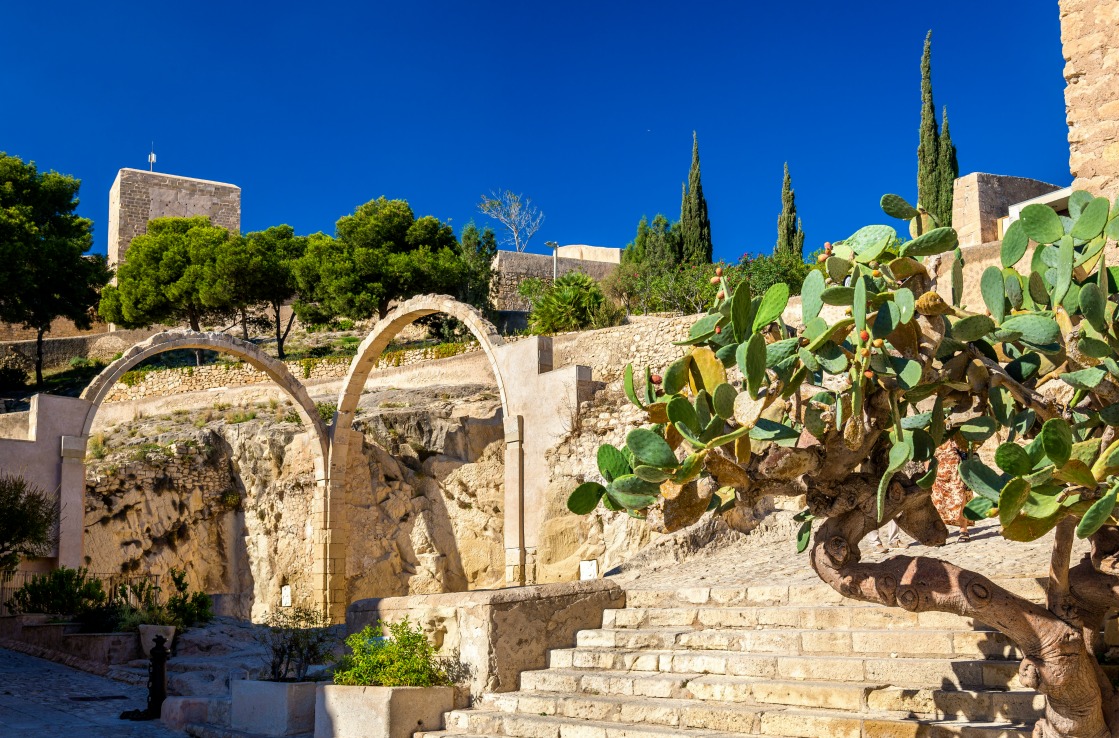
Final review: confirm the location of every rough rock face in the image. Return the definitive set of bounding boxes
[84,385,505,621]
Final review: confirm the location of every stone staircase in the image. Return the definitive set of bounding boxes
[420,579,1049,738]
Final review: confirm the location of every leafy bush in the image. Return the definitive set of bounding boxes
[0,474,58,573]
[69,356,97,369]
[316,402,337,425]
[5,567,107,617]
[258,607,337,682]
[165,567,213,628]
[527,272,609,334]
[336,319,355,331]
[332,619,452,687]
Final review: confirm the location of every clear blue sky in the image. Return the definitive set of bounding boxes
[1,1,1070,263]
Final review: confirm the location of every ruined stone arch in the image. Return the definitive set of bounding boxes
[323,295,509,620]
[80,331,330,472]
[76,331,333,611]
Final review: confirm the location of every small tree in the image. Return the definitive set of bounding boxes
[0,153,111,385]
[100,216,232,333]
[206,225,306,357]
[477,190,544,253]
[0,474,57,573]
[679,132,713,264]
[775,162,806,258]
[568,189,1119,737]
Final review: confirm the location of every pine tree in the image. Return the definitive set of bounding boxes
[917,30,940,224]
[680,132,713,264]
[937,106,959,227]
[775,162,806,257]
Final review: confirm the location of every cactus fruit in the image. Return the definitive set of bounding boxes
[651,374,662,385]
[710,276,721,285]
[859,329,870,342]
[715,266,724,276]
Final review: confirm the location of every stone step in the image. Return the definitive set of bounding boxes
[518,669,1043,723]
[576,627,1021,659]
[438,705,1032,738]
[604,604,994,631]
[548,647,1022,690]
[620,578,1047,610]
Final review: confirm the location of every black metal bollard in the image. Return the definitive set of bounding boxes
[120,634,169,721]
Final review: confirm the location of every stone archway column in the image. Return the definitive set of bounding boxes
[57,435,89,568]
[503,414,526,584]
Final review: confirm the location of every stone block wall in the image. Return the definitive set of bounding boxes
[492,251,620,311]
[1061,0,1119,202]
[107,169,241,266]
[0,328,158,372]
[951,173,1062,248]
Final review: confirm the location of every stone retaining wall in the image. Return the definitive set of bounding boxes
[101,342,483,403]
[1,328,158,372]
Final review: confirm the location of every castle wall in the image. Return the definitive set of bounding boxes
[1061,0,1119,202]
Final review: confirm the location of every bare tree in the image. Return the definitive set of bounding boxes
[477,190,544,253]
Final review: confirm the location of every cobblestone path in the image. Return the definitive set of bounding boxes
[0,647,181,736]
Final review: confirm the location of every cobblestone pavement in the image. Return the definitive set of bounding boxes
[0,647,181,737]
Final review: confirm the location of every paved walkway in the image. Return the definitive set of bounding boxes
[0,647,181,737]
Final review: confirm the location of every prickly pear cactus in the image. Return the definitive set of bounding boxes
[567,190,1119,738]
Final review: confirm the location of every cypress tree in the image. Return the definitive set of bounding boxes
[937,106,959,226]
[680,132,713,264]
[917,30,940,223]
[775,162,805,257]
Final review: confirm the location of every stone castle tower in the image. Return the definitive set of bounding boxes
[107,169,241,267]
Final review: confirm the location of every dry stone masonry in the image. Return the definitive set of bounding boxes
[1062,0,1119,203]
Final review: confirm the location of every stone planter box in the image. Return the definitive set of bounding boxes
[231,680,317,736]
[314,684,453,738]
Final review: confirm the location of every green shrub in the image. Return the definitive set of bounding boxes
[69,356,96,369]
[258,607,337,682]
[336,319,355,331]
[119,369,150,387]
[227,410,257,424]
[332,619,452,687]
[0,474,58,573]
[87,433,107,460]
[165,567,213,628]
[527,272,607,334]
[5,567,107,617]
[316,402,337,425]
[307,345,332,358]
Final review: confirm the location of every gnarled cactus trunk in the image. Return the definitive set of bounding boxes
[807,475,1114,738]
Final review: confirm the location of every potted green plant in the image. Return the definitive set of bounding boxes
[314,619,455,738]
[231,607,336,737]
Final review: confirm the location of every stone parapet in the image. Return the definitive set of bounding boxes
[347,578,625,700]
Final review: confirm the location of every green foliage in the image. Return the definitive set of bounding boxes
[165,568,213,629]
[775,163,806,257]
[622,214,682,267]
[0,474,58,573]
[5,567,106,616]
[566,185,1119,553]
[294,197,485,325]
[679,132,713,264]
[0,153,110,385]
[258,607,337,682]
[100,216,233,333]
[332,619,453,687]
[915,32,958,228]
[527,273,616,334]
[316,402,337,425]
